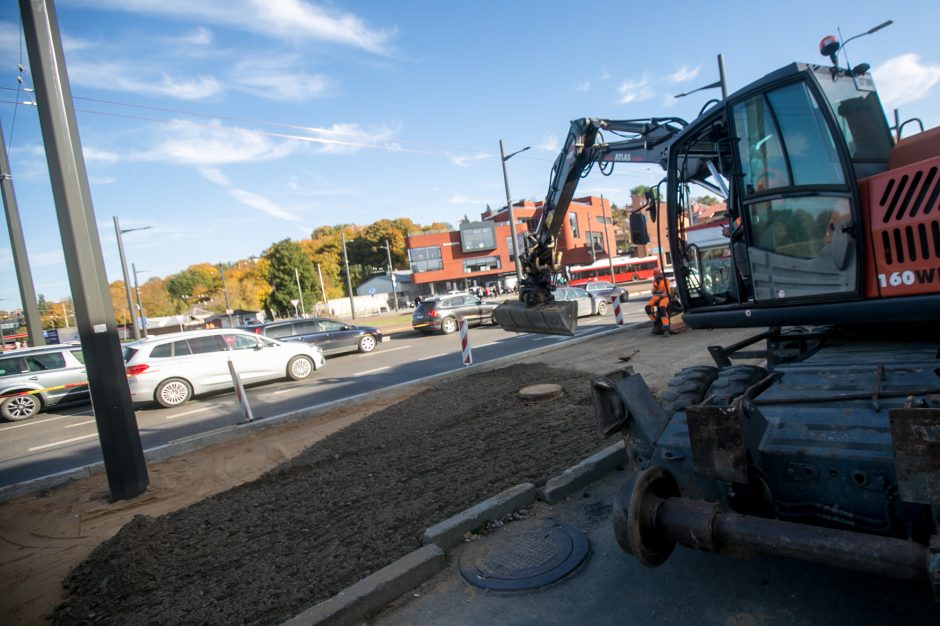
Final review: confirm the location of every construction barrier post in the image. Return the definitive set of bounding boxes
[612,295,624,326]
[458,317,472,366]
[227,357,254,423]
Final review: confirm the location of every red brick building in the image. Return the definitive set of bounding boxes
[406,196,618,295]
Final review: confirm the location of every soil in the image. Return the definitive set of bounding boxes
[0,324,757,626]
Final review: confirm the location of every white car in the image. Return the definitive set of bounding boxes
[123,328,325,408]
[553,287,609,317]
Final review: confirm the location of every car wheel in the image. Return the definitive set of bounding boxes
[441,317,458,334]
[596,300,608,316]
[619,291,630,303]
[287,355,315,380]
[632,273,640,281]
[155,378,193,408]
[1,393,41,421]
[491,311,498,325]
[357,335,377,353]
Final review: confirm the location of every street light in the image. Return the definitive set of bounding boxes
[132,263,149,338]
[113,216,151,340]
[499,140,530,285]
[381,239,399,312]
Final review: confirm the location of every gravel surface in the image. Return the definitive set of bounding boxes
[52,363,608,625]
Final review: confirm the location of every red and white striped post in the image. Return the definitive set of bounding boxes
[458,317,473,366]
[227,357,254,422]
[612,295,624,326]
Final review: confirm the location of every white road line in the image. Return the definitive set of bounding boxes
[65,419,96,429]
[28,433,98,452]
[354,366,391,377]
[416,354,446,361]
[165,406,213,420]
[0,414,74,431]
[271,388,297,395]
[360,345,411,356]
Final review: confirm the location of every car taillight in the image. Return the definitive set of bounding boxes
[125,364,150,376]
[428,309,437,318]
[253,328,261,334]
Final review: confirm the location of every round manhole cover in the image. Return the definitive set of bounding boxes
[458,519,589,591]
[518,384,564,402]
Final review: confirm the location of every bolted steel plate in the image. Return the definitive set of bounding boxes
[458,518,589,591]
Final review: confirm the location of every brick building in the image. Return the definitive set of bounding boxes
[406,196,618,296]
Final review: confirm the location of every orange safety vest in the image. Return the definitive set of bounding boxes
[652,277,669,296]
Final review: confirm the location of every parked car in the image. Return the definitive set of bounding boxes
[245,317,383,355]
[553,287,609,317]
[123,329,325,408]
[412,294,500,334]
[582,280,629,303]
[0,343,88,421]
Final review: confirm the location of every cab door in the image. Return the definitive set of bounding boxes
[731,79,859,302]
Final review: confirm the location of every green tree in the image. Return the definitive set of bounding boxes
[262,239,317,318]
[696,195,719,206]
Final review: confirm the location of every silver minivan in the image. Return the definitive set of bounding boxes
[0,344,88,421]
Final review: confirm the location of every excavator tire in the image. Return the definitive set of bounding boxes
[704,364,768,406]
[661,365,719,419]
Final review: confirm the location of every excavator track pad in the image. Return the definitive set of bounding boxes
[493,300,579,336]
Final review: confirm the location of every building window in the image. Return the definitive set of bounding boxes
[595,215,611,225]
[460,222,497,252]
[409,246,443,273]
[463,256,501,273]
[505,235,524,259]
[569,213,580,238]
[588,231,604,253]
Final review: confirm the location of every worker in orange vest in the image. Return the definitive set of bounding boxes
[646,271,671,335]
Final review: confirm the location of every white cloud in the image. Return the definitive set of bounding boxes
[538,135,559,152]
[229,188,301,221]
[303,123,399,155]
[75,0,397,55]
[67,61,222,100]
[599,68,610,81]
[576,81,591,92]
[90,176,117,185]
[179,26,214,46]
[231,57,331,101]
[82,147,121,163]
[618,76,654,104]
[872,53,940,108]
[0,21,19,56]
[667,64,701,84]
[446,152,490,168]
[449,194,487,204]
[139,119,296,165]
[198,167,231,186]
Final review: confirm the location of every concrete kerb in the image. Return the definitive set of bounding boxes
[0,322,641,503]
[421,482,539,550]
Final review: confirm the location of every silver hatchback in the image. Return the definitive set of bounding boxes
[0,344,88,421]
[123,329,325,408]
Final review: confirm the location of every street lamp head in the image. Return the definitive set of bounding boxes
[503,145,531,162]
[120,225,152,235]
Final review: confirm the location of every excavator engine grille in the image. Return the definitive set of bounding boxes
[863,154,940,297]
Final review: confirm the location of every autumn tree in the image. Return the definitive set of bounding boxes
[262,239,318,318]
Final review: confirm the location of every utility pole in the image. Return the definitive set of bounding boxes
[383,239,399,312]
[113,216,150,339]
[218,263,234,327]
[294,266,306,318]
[133,263,148,338]
[21,0,147,499]
[499,140,530,285]
[340,229,356,320]
[601,195,616,284]
[317,263,327,307]
[1,123,44,347]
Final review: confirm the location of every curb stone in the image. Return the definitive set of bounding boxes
[282,544,445,626]
[420,482,538,550]
[538,441,627,504]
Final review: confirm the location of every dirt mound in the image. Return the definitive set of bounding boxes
[52,363,607,625]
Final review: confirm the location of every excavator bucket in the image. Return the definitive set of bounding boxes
[492,299,579,336]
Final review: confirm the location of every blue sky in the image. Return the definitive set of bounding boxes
[2,0,939,310]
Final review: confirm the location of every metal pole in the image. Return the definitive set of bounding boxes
[1,123,44,346]
[113,216,140,339]
[294,266,306,318]
[341,229,356,320]
[601,195,616,284]
[717,54,729,99]
[499,140,525,284]
[384,239,399,312]
[133,263,147,338]
[20,0,147,499]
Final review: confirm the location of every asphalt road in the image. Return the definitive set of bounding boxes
[0,302,652,489]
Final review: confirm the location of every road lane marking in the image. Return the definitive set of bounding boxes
[354,366,390,376]
[416,354,446,361]
[360,345,410,356]
[0,414,75,431]
[28,433,98,452]
[65,420,96,429]
[165,407,213,420]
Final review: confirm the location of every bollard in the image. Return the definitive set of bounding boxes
[227,357,254,422]
[612,295,624,326]
[458,317,472,366]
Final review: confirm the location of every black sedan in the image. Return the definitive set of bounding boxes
[245,317,383,355]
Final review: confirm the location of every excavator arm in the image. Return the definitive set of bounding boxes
[496,117,685,335]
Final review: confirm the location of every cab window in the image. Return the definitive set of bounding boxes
[749,197,852,258]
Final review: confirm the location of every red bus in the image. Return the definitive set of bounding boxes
[567,255,661,286]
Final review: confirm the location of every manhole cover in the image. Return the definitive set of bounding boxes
[458,519,589,591]
[518,384,564,402]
